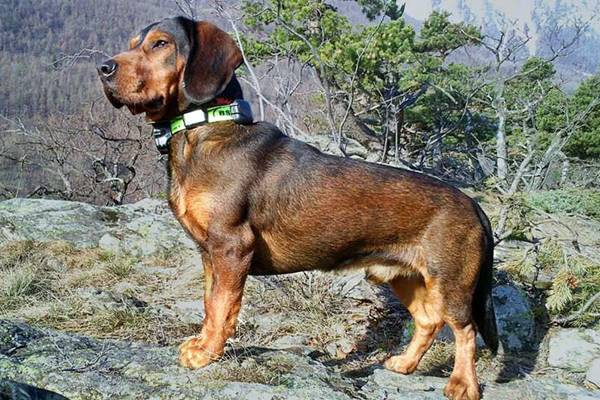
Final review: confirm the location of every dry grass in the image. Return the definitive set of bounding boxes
[0,240,58,310]
[415,341,455,375]
[0,239,198,345]
[0,240,372,357]
[199,354,293,386]
[145,247,189,268]
[2,266,46,303]
[19,292,198,345]
[0,240,38,270]
[240,273,366,351]
[104,253,136,278]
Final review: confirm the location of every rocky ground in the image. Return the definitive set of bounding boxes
[0,198,599,399]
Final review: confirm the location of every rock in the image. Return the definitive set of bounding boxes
[363,369,600,400]
[435,284,535,351]
[548,329,600,372]
[173,300,204,324]
[343,137,369,159]
[325,341,338,357]
[2,197,600,398]
[0,320,353,400]
[0,198,195,257]
[361,369,446,399]
[245,313,284,334]
[1,320,600,400]
[0,199,112,247]
[305,135,369,159]
[330,272,377,302]
[492,284,535,351]
[324,338,355,358]
[587,359,600,388]
[99,233,121,253]
[270,334,310,349]
[75,288,148,311]
[0,379,69,400]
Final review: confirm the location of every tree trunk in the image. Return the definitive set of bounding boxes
[560,157,569,187]
[464,111,486,181]
[496,100,508,182]
[431,123,443,171]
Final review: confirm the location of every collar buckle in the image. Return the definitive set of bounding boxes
[152,122,172,155]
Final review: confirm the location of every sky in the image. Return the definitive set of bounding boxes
[403,0,599,26]
[404,0,534,22]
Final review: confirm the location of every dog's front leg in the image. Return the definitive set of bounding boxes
[179,225,254,369]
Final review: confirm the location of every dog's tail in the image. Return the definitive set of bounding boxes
[472,201,499,354]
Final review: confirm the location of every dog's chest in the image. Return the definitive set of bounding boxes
[168,165,215,245]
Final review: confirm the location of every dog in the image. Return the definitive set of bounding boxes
[97,16,498,400]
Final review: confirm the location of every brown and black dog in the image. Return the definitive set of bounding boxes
[97,16,498,400]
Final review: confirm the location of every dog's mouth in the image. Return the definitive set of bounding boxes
[101,84,164,115]
[102,85,124,109]
[126,96,165,115]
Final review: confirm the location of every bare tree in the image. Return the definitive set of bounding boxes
[492,84,600,241]
[462,16,588,184]
[1,102,166,205]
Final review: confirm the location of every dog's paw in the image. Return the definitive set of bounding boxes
[384,354,419,374]
[178,336,220,369]
[443,375,480,400]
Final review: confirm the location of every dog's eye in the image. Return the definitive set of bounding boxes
[153,40,168,49]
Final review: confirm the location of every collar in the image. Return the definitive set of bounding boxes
[152,99,253,154]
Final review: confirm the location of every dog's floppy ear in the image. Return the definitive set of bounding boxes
[182,20,243,105]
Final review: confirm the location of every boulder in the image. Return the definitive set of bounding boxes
[2,320,600,400]
[0,198,195,257]
[548,328,600,372]
[0,379,68,400]
[492,284,535,351]
[330,272,378,302]
[0,320,353,400]
[587,359,600,388]
[436,284,536,351]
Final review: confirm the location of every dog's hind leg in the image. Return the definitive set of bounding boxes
[442,318,479,400]
[385,275,445,374]
[439,264,481,400]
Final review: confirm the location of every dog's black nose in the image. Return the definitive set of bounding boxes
[97,59,117,78]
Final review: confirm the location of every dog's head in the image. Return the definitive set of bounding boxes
[97,17,243,121]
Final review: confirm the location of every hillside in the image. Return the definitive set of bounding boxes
[0,0,173,116]
[2,0,598,118]
[0,2,599,399]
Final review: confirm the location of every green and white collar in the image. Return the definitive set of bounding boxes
[152,99,253,154]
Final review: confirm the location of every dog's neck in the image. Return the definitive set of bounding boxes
[184,75,244,112]
[153,75,244,122]
[150,76,252,155]
[205,75,244,108]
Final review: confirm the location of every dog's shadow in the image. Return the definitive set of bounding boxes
[321,281,549,385]
[320,284,409,378]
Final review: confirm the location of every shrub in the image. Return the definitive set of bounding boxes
[527,189,600,220]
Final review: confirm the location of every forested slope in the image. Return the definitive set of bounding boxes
[0,0,172,116]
